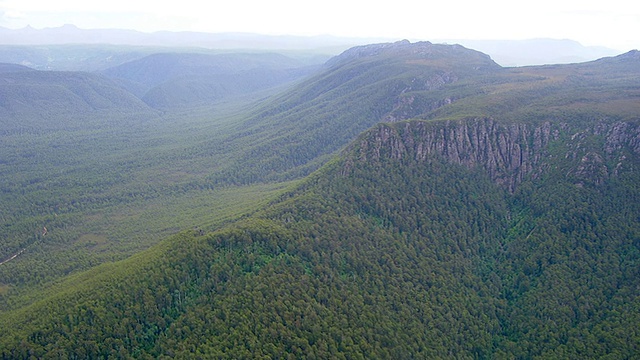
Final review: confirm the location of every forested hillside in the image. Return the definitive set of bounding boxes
[205,40,502,184]
[101,52,321,109]
[0,66,157,129]
[0,48,322,292]
[1,41,505,294]
[1,41,639,358]
[0,63,297,299]
[201,43,640,185]
[1,115,638,358]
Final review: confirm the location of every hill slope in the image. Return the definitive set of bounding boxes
[101,52,321,109]
[200,44,640,186]
[0,63,34,73]
[0,66,156,130]
[1,42,639,358]
[1,115,638,358]
[206,40,502,183]
[0,50,322,294]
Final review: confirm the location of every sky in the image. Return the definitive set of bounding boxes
[1,0,639,51]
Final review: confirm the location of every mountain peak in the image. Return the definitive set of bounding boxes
[584,48,640,70]
[55,24,80,31]
[618,49,640,60]
[326,40,498,70]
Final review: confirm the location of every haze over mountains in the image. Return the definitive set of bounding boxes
[0,24,623,67]
[0,32,639,358]
[0,24,368,50]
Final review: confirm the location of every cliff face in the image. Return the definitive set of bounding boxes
[566,120,640,186]
[344,118,640,191]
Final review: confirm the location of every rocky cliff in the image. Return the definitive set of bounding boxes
[344,118,640,191]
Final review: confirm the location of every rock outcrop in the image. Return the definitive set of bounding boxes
[344,118,640,191]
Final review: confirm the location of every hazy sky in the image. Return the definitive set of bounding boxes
[1,0,639,51]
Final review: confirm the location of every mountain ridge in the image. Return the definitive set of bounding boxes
[0,40,639,358]
[0,25,625,66]
[207,41,503,184]
[202,42,640,185]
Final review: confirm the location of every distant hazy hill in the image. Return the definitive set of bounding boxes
[445,38,621,66]
[0,24,373,54]
[0,63,34,73]
[0,66,156,129]
[1,43,639,357]
[0,25,625,67]
[102,52,322,109]
[0,44,162,71]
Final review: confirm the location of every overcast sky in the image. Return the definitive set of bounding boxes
[1,0,638,51]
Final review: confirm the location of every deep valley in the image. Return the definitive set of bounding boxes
[0,40,639,358]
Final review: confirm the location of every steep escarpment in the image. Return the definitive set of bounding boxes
[565,120,640,185]
[346,117,640,191]
[345,118,553,191]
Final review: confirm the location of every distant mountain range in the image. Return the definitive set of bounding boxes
[0,24,624,67]
[448,38,621,66]
[0,24,375,53]
[101,52,320,109]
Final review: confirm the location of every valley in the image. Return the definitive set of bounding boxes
[0,40,639,358]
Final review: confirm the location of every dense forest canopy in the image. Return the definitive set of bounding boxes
[0,41,639,358]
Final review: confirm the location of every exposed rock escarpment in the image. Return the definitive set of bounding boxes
[345,118,553,191]
[343,118,640,191]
